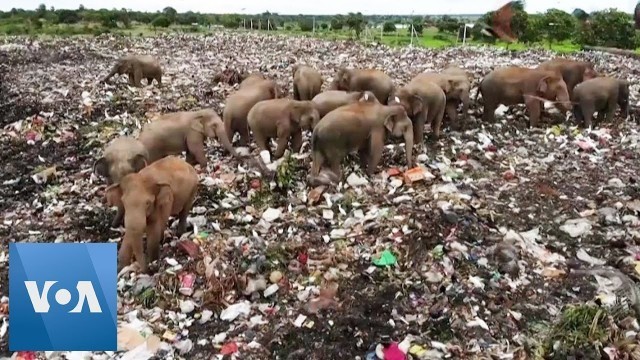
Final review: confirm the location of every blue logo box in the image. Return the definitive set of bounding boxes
[9,243,117,351]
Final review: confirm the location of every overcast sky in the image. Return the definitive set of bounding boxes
[1,0,637,15]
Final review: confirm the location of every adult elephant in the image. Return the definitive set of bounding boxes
[478,67,572,127]
[331,67,394,104]
[536,58,598,98]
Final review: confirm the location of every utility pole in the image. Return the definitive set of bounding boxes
[313,16,316,34]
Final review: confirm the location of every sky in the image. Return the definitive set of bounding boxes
[0,0,637,15]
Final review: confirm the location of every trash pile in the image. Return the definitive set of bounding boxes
[1,32,640,359]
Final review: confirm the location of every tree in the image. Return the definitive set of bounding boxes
[298,18,313,32]
[151,15,171,28]
[383,21,396,33]
[518,14,544,44]
[575,9,638,49]
[100,11,118,28]
[410,16,424,35]
[162,7,177,23]
[331,15,344,31]
[220,14,241,29]
[320,23,328,30]
[572,8,589,22]
[436,15,460,33]
[119,9,131,28]
[346,12,365,38]
[541,9,575,47]
[56,9,80,24]
[36,4,47,18]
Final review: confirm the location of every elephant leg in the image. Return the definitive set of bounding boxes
[146,201,172,266]
[482,100,497,123]
[273,129,290,159]
[127,73,135,86]
[185,152,197,166]
[328,157,342,181]
[117,239,132,272]
[583,106,595,128]
[525,99,542,128]
[111,205,125,228]
[366,133,385,176]
[293,84,300,101]
[177,189,197,236]
[186,134,208,169]
[431,103,445,140]
[253,131,270,154]
[358,144,370,172]
[605,98,617,123]
[445,101,458,130]
[311,150,325,178]
[155,75,162,87]
[133,66,143,87]
[412,117,426,147]
[238,124,250,147]
[290,130,303,154]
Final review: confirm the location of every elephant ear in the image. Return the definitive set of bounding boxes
[153,182,174,217]
[190,114,206,135]
[94,157,110,179]
[105,183,123,208]
[411,95,424,114]
[537,76,551,94]
[130,154,147,173]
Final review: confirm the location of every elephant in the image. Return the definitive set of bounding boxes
[412,70,470,128]
[139,109,237,169]
[330,67,394,104]
[536,58,598,98]
[310,101,413,182]
[94,136,149,228]
[247,99,320,159]
[105,156,198,273]
[312,90,370,118]
[102,55,162,87]
[293,65,323,101]
[239,73,267,89]
[478,67,572,127]
[572,77,630,128]
[223,79,279,146]
[389,75,447,145]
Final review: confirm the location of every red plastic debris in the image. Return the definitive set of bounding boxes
[179,273,196,296]
[297,252,308,266]
[250,178,262,189]
[220,342,238,355]
[177,240,199,258]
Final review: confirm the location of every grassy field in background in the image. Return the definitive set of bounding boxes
[0,21,594,54]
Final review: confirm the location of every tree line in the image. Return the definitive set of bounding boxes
[0,4,638,49]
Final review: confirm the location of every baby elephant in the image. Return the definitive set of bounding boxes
[310,101,413,182]
[102,55,162,87]
[94,136,149,227]
[105,156,198,273]
[248,99,320,159]
[572,77,630,128]
[312,90,370,118]
[139,109,237,169]
[293,65,323,101]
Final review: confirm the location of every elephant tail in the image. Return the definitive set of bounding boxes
[572,104,584,122]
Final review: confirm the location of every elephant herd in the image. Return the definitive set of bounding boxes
[95,54,631,272]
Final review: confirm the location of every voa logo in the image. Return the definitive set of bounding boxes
[10,243,117,351]
[24,281,102,313]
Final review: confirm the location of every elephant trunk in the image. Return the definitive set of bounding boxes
[555,90,572,112]
[102,66,118,83]
[460,90,470,120]
[572,104,584,122]
[403,127,414,168]
[217,128,239,157]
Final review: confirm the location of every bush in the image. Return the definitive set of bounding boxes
[436,15,460,33]
[541,9,575,45]
[382,21,396,33]
[298,19,313,32]
[151,15,171,28]
[575,9,638,49]
[320,23,328,30]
